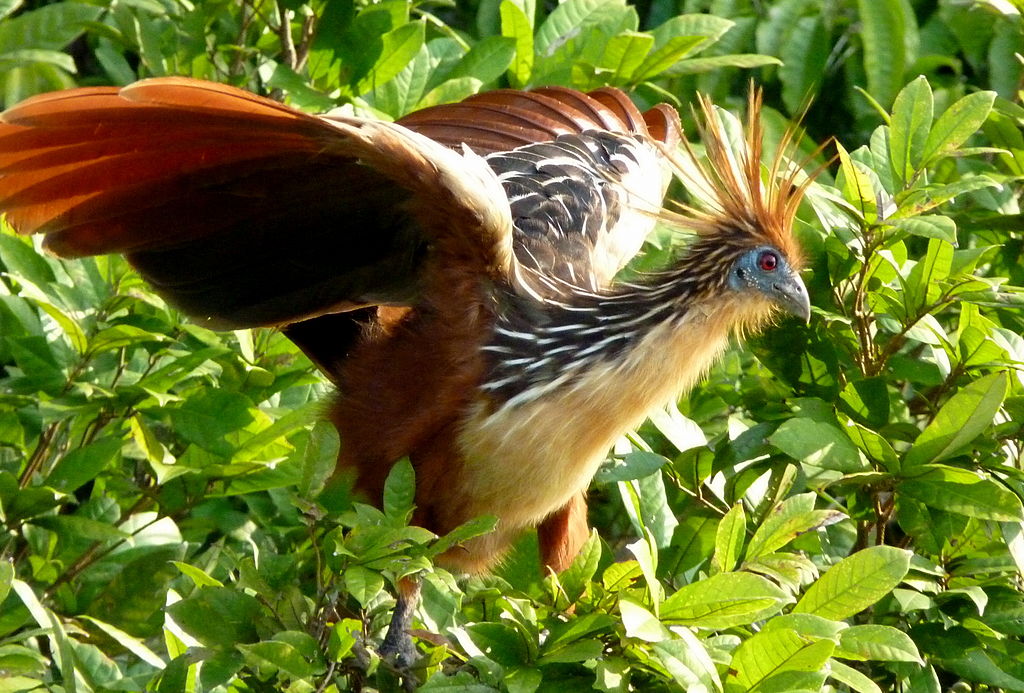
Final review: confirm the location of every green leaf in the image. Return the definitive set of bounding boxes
[889,76,934,186]
[595,451,667,483]
[373,41,434,117]
[536,638,603,664]
[12,579,76,689]
[746,493,846,560]
[535,0,631,54]
[904,371,1008,466]
[602,560,642,592]
[892,215,957,243]
[856,0,905,108]
[755,0,814,57]
[540,614,610,663]
[342,565,384,607]
[828,660,883,693]
[727,628,834,691]
[652,14,732,50]
[0,48,74,72]
[660,572,792,629]
[500,0,533,87]
[556,530,601,602]
[0,561,12,605]
[898,464,1024,521]
[449,36,516,85]
[762,612,847,640]
[632,35,705,82]
[165,585,262,646]
[619,597,669,642]
[598,31,653,82]
[0,3,102,53]
[418,76,483,108]
[32,300,87,354]
[652,633,722,691]
[779,15,829,114]
[542,612,614,653]
[88,324,167,355]
[0,0,21,22]
[896,175,1000,216]
[842,419,899,470]
[836,140,878,222]
[383,458,416,523]
[172,561,223,588]
[921,90,997,166]
[80,615,166,669]
[503,667,543,693]
[465,622,529,666]
[30,515,129,542]
[649,405,706,454]
[793,546,911,620]
[713,503,746,572]
[429,515,497,557]
[769,418,868,472]
[299,421,339,499]
[0,232,56,288]
[634,469,678,548]
[837,624,924,663]
[904,237,953,313]
[45,437,122,493]
[625,531,662,605]
[356,21,425,95]
[265,62,336,111]
[665,53,781,75]
[238,640,320,679]
[163,390,254,457]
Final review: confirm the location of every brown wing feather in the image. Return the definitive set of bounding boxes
[398,87,680,154]
[586,87,649,133]
[0,78,512,328]
[0,78,681,336]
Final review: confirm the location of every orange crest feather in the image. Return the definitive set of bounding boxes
[660,88,824,268]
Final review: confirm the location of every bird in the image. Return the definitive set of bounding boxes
[0,78,812,652]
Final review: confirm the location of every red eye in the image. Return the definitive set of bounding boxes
[758,251,778,272]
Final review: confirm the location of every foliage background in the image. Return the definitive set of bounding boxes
[0,0,1023,690]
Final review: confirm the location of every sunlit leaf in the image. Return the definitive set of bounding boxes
[794,546,911,620]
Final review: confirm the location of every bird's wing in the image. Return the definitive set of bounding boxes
[0,78,515,329]
[0,79,681,336]
[402,87,682,289]
[398,86,679,155]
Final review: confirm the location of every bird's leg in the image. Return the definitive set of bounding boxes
[537,493,590,574]
[380,575,422,675]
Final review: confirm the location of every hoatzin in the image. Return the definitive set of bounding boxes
[0,78,811,651]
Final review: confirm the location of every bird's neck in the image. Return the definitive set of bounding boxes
[481,249,759,410]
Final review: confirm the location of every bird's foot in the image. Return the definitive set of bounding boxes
[378,577,423,691]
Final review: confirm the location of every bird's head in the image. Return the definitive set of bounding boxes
[661,88,821,325]
[727,244,811,323]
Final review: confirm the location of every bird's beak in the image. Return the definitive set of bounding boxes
[771,271,811,323]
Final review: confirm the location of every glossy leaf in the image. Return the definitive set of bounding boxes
[904,372,1009,466]
[794,547,911,620]
[661,572,792,629]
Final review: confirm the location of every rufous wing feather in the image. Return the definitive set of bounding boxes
[0,79,681,334]
[0,78,514,328]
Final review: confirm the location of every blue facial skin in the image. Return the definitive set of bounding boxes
[729,245,811,322]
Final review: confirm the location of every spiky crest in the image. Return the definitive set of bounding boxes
[659,88,825,269]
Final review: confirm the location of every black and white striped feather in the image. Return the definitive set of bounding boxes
[486,130,668,297]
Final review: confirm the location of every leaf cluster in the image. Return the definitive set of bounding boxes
[0,0,1022,691]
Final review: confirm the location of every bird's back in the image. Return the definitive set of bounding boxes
[488,130,668,294]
